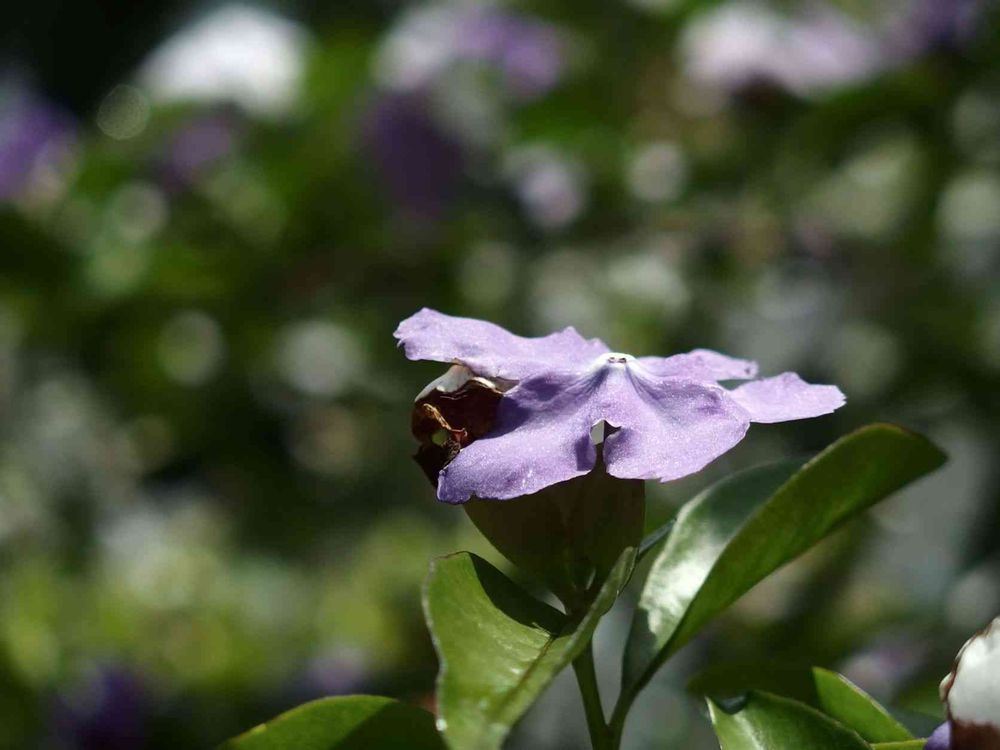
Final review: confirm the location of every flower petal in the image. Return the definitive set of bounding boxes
[601,370,751,482]
[436,368,599,502]
[437,363,751,501]
[728,372,845,423]
[925,723,951,750]
[637,349,758,381]
[394,307,609,380]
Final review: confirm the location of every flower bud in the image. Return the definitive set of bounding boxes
[940,615,1000,749]
[410,365,505,485]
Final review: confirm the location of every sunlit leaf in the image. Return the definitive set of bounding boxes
[813,667,912,742]
[622,424,945,702]
[688,664,913,743]
[425,548,634,750]
[708,692,870,750]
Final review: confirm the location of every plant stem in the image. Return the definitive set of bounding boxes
[573,642,613,750]
[608,694,631,749]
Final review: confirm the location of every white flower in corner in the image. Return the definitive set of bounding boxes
[931,615,1000,750]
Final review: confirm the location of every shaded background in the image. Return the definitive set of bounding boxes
[1,0,999,747]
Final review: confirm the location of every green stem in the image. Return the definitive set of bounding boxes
[573,642,613,750]
[608,693,631,749]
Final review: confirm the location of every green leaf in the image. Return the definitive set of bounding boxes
[222,696,444,750]
[425,547,635,750]
[464,460,643,610]
[637,518,675,563]
[622,424,945,699]
[689,664,913,743]
[871,742,928,749]
[688,661,822,705]
[813,668,912,743]
[708,692,871,750]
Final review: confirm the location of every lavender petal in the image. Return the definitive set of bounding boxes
[394,308,609,381]
[729,372,846,424]
[637,349,758,381]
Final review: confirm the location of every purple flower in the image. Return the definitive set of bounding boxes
[0,86,74,200]
[887,0,986,59]
[50,665,148,750]
[377,6,566,101]
[395,308,845,502]
[361,93,465,220]
[159,111,239,190]
[280,649,372,710]
[453,8,566,100]
[926,722,951,750]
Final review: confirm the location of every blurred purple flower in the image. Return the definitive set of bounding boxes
[159,111,239,190]
[0,87,74,200]
[282,649,371,708]
[926,722,951,750]
[682,0,990,100]
[839,633,930,700]
[362,93,464,220]
[377,5,566,101]
[51,665,148,750]
[395,308,845,502]
[453,8,566,99]
[888,0,986,58]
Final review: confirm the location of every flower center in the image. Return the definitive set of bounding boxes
[604,352,633,365]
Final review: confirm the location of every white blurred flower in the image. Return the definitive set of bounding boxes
[506,145,586,231]
[375,4,566,100]
[375,6,456,92]
[681,1,881,98]
[139,4,309,118]
[277,320,366,397]
[627,142,688,204]
[606,250,690,319]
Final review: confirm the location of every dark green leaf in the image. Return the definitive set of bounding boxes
[465,461,643,610]
[708,692,871,750]
[222,696,444,750]
[622,424,945,700]
[425,548,634,750]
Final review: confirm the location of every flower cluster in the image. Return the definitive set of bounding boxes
[396,308,845,502]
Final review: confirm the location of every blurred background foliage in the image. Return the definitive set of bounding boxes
[1,0,999,747]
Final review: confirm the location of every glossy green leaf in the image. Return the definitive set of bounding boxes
[622,424,945,700]
[465,460,643,610]
[637,518,675,563]
[871,742,928,749]
[425,548,634,750]
[708,692,871,750]
[222,696,444,750]
[688,664,913,743]
[813,668,912,742]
